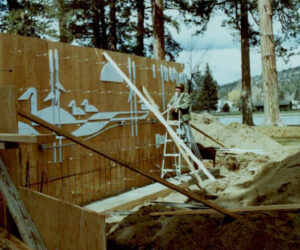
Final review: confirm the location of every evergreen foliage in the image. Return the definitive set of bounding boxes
[193,64,219,112]
[222,103,230,112]
[0,0,56,39]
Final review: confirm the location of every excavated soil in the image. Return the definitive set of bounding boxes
[107,205,300,250]
[191,112,300,206]
[107,113,300,249]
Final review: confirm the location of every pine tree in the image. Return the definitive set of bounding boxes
[0,0,56,39]
[195,64,219,112]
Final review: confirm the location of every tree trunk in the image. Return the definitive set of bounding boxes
[92,0,101,48]
[57,0,69,43]
[152,0,165,59]
[240,0,254,125]
[258,0,281,125]
[99,0,108,49]
[136,0,145,56]
[109,0,117,51]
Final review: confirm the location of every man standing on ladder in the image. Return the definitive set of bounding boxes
[167,83,192,148]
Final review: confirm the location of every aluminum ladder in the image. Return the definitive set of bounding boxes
[161,110,183,178]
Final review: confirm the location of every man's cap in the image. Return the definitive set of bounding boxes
[175,83,184,89]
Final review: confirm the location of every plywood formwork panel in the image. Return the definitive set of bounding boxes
[0,33,184,205]
[20,187,106,250]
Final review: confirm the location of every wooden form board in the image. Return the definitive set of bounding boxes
[19,187,106,250]
[150,203,300,216]
[0,133,55,143]
[0,33,184,205]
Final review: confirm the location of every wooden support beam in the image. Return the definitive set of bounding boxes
[99,179,193,213]
[150,203,300,216]
[0,157,46,249]
[102,52,215,183]
[17,108,240,219]
[0,133,55,144]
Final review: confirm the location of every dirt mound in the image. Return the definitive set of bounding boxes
[191,112,284,154]
[201,149,300,206]
[107,206,300,250]
[190,112,300,206]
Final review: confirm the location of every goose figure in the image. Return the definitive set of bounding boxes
[68,100,86,116]
[18,87,83,125]
[81,99,99,113]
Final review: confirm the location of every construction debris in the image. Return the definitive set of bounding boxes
[191,113,300,207]
[104,112,300,249]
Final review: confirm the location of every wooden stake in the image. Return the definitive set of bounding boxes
[17,109,240,219]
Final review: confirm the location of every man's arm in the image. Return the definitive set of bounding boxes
[177,93,191,110]
[167,94,175,107]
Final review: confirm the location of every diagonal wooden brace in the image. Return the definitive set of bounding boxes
[18,109,240,219]
[102,52,215,183]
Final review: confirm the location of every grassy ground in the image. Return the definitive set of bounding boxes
[273,138,300,146]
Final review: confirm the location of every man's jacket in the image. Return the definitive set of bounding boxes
[167,92,191,121]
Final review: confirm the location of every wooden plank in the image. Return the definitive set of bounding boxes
[101,179,193,213]
[0,227,32,250]
[0,133,56,144]
[0,86,18,134]
[19,187,106,250]
[18,109,240,219]
[102,52,215,183]
[150,203,300,216]
[0,157,46,249]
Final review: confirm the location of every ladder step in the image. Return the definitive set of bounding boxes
[164,153,180,157]
[162,169,177,172]
[166,139,173,142]
[167,121,180,126]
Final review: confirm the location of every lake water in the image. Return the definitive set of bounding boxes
[217,113,300,126]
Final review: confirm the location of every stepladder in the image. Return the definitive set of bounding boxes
[161,110,184,178]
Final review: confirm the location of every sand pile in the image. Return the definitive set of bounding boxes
[107,205,300,250]
[191,112,300,206]
[191,112,284,154]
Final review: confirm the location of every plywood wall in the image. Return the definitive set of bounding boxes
[0,33,184,205]
[20,187,106,249]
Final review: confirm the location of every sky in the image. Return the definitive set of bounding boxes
[172,12,300,86]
